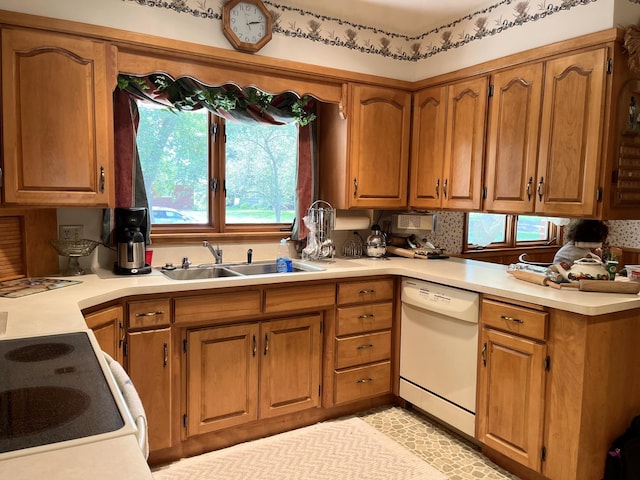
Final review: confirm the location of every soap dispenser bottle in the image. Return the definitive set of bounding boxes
[276,238,293,272]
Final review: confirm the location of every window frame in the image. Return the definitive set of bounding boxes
[142,111,297,243]
[463,213,561,253]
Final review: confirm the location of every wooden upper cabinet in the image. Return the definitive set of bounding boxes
[410,77,487,210]
[535,48,607,217]
[318,84,411,209]
[1,28,116,206]
[484,63,544,213]
[409,86,447,209]
[348,84,411,208]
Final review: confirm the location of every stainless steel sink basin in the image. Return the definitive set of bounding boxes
[159,267,241,281]
[159,260,324,280]
[225,262,316,275]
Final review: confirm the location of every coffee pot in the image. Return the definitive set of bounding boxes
[365,224,386,258]
[114,207,152,275]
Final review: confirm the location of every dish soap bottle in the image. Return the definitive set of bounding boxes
[276,238,293,272]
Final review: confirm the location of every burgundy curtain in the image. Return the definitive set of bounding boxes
[102,89,150,244]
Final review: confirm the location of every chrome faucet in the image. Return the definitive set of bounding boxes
[202,241,223,264]
[181,257,191,269]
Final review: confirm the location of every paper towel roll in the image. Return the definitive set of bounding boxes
[333,215,371,231]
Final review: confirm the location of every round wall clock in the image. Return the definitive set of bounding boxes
[222,0,273,53]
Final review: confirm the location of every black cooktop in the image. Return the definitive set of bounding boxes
[0,332,124,454]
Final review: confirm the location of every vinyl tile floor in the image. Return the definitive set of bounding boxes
[356,405,521,480]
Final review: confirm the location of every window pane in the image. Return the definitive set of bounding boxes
[225,122,297,224]
[516,216,550,242]
[136,103,209,224]
[467,212,507,246]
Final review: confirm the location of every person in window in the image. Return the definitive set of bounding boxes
[552,220,609,266]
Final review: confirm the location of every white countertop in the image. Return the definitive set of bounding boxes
[2,257,638,341]
[1,255,639,478]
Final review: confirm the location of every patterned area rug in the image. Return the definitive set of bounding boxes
[152,417,447,480]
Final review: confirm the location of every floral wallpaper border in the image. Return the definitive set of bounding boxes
[124,0,606,62]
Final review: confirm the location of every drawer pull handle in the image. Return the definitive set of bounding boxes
[500,315,524,324]
[135,311,164,317]
[357,344,374,350]
[356,377,373,384]
[358,289,376,295]
[358,314,375,319]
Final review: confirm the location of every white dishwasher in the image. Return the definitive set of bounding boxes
[399,278,479,437]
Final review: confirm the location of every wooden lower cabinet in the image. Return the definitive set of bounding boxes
[477,327,546,470]
[477,298,548,473]
[127,327,173,453]
[185,314,322,437]
[84,305,124,363]
[332,278,394,405]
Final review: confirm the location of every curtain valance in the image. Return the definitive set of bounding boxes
[117,74,316,126]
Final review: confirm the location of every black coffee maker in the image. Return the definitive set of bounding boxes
[113,207,152,275]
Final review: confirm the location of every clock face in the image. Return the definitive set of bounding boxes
[229,1,268,45]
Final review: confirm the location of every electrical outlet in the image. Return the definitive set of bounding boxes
[59,225,84,241]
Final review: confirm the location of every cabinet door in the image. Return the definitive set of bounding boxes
[409,85,448,209]
[349,84,411,209]
[442,76,488,210]
[85,305,124,364]
[1,28,115,206]
[484,63,544,213]
[259,315,322,418]
[536,48,607,216]
[127,328,172,452]
[186,323,259,436]
[477,327,546,471]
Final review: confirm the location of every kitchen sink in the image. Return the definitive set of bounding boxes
[159,267,242,281]
[225,261,323,275]
[159,260,324,280]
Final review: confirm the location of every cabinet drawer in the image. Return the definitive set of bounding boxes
[337,278,394,305]
[263,283,335,313]
[336,302,393,336]
[174,290,261,324]
[335,331,391,369]
[334,361,391,404]
[128,299,171,329]
[482,299,548,341]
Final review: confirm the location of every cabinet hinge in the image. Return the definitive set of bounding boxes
[183,414,188,428]
[545,355,551,371]
[183,339,188,353]
[541,445,547,462]
[596,187,603,202]
[123,341,128,357]
[488,84,494,97]
[210,123,217,141]
[482,186,488,200]
[320,320,323,334]
[0,167,3,188]
[318,384,322,397]
[607,58,613,74]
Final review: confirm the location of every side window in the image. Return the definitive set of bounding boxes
[466,213,558,250]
